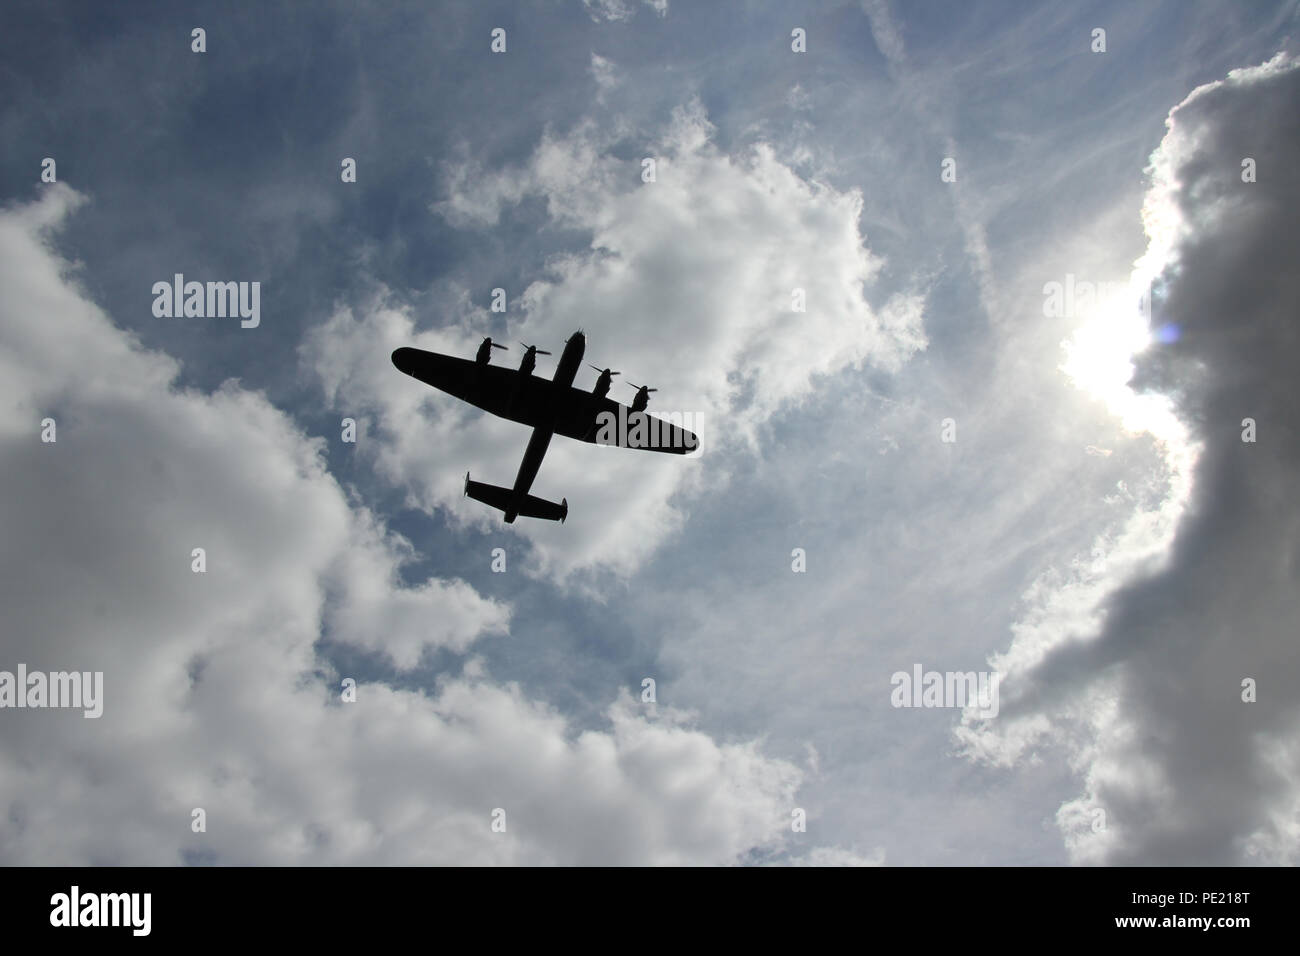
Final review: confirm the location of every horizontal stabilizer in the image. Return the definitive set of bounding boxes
[465,473,568,524]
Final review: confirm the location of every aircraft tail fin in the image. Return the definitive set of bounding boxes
[464,473,568,524]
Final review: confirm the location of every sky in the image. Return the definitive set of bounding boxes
[1,0,1297,865]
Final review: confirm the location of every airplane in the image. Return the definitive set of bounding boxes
[391,331,699,523]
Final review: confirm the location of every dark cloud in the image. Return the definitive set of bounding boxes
[986,54,1300,864]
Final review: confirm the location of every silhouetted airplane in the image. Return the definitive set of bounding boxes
[391,332,699,523]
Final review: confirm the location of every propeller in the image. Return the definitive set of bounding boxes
[588,364,621,376]
[521,343,552,355]
[626,381,658,411]
[476,337,509,365]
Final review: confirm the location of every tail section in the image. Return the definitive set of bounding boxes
[464,472,568,524]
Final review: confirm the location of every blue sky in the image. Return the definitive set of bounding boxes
[2,0,1298,864]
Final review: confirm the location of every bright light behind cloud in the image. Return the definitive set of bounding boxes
[1060,281,1190,441]
[1058,195,1198,514]
[963,51,1300,865]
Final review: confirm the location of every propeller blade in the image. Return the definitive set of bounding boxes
[490,341,508,350]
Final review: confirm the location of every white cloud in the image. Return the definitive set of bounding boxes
[0,186,807,865]
[589,52,619,101]
[784,845,887,866]
[583,0,635,23]
[321,101,925,582]
[582,0,666,22]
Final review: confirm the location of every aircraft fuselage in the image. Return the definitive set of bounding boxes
[505,333,584,518]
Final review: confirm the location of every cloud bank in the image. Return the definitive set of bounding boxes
[0,185,807,865]
[960,53,1300,865]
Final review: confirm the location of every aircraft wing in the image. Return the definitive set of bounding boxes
[551,393,698,454]
[392,347,548,427]
[392,347,698,454]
